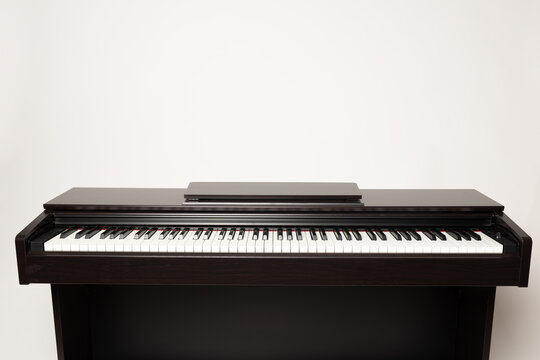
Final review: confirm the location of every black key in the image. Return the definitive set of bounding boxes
[169,229,180,240]
[85,228,101,239]
[390,230,401,241]
[374,230,386,241]
[343,229,352,240]
[287,229,293,240]
[319,229,327,241]
[60,228,77,238]
[366,230,376,241]
[277,229,283,240]
[101,228,116,239]
[296,229,302,240]
[228,228,236,240]
[253,228,259,240]
[110,228,124,239]
[120,229,133,239]
[446,231,461,240]
[238,228,245,240]
[193,228,203,240]
[263,229,269,240]
[75,228,92,239]
[334,229,342,241]
[398,230,411,241]
[204,228,213,240]
[466,230,481,240]
[310,229,317,240]
[135,228,147,239]
[160,228,172,239]
[457,231,471,241]
[433,230,446,241]
[145,228,157,239]
[422,231,435,241]
[180,228,189,239]
[218,229,226,240]
[408,230,421,241]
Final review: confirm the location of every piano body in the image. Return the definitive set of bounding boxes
[15,183,532,360]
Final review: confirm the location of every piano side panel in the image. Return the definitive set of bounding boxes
[496,214,532,287]
[24,253,521,286]
[15,211,53,285]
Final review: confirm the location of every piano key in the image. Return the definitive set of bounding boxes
[101,228,116,239]
[169,229,180,240]
[310,229,317,240]
[237,230,247,252]
[319,229,327,241]
[203,228,213,240]
[422,231,435,241]
[193,228,205,252]
[457,230,471,241]
[330,231,344,253]
[110,228,124,239]
[44,231,63,251]
[366,230,376,241]
[432,230,446,241]
[287,229,293,240]
[408,230,421,241]
[477,231,503,253]
[263,229,269,241]
[229,230,239,253]
[343,232,353,253]
[160,228,172,239]
[218,229,226,240]
[374,230,386,240]
[120,229,133,239]
[307,229,317,253]
[255,230,265,253]
[352,229,361,240]
[333,229,342,241]
[180,228,190,239]
[446,231,461,241]
[264,230,273,253]
[398,230,411,241]
[273,230,282,253]
[193,229,203,241]
[343,229,352,241]
[228,228,236,240]
[60,228,77,239]
[290,231,301,253]
[221,229,232,253]
[212,230,223,253]
[466,230,481,240]
[296,229,302,241]
[390,230,401,241]
[134,228,147,239]
[247,230,257,253]
[253,228,259,241]
[277,229,283,240]
[384,231,398,253]
[75,228,92,239]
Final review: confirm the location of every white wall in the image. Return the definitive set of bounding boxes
[1,1,539,358]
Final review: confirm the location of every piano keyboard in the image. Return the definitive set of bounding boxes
[44,227,504,254]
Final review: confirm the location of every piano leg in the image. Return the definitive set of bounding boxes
[455,287,496,360]
[51,285,92,360]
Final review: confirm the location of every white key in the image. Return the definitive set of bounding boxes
[184,230,196,252]
[172,230,187,253]
[272,233,282,253]
[44,231,64,252]
[121,230,136,252]
[202,230,215,253]
[383,231,397,253]
[357,231,371,253]
[264,230,273,253]
[282,231,292,253]
[255,230,265,253]
[418,232,439,254]
[237,230,247,253]
[220,229,232,253]
[321,230,334,253]
[478,231,503,254]
[246,230,257,253]
[342,231,354,253]
[131,230,143,252]
[229,230,239,253]
[212,230,223,253]
[61,229,81,251]
[329,231,343,253]
[191,229,204,252]
[157,230,171,252]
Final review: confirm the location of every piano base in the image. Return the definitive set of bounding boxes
[51,284,495,360]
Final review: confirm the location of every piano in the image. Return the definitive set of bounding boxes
[16,183,532,360]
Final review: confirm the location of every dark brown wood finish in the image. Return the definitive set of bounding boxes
[455,287,496,360]
[24,252,521,286]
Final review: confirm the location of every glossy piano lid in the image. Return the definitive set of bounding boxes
[43,187,504,212]
[184,182,362,201]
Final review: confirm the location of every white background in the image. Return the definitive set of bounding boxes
[1,1,539,358]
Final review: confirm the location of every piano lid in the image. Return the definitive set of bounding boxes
[184,182,362,202]
[43,185,504,213]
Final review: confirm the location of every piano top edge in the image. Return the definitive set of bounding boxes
[43,188,505,213]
